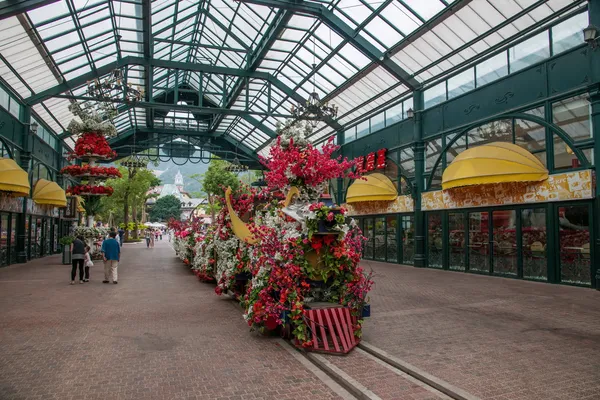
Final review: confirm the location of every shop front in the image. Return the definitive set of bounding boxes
[343,148,416,265]
[422,142,594,286]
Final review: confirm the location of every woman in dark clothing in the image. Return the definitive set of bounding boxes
[71,236,86,285]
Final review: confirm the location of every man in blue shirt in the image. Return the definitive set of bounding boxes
[101,231,121,284]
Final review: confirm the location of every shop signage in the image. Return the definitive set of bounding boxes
[355,148,386,173]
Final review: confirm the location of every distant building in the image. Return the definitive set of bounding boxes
[146,169,206,221]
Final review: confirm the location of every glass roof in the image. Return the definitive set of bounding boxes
[0,0,586,156]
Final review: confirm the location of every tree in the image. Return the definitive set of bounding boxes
[188,158,239,222]
[99,165,160,240]
[149,195,182,222]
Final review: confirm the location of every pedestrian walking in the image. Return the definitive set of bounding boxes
[145,229,151,248]
[70,236,86,285]
[118,227,125,246]
[150,230,155,248]
[101,231,121,284]
[83,245,93,282]
[159,230,163,241]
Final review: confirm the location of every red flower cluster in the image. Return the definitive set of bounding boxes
[66,185,114,196]
[60,165,122,178]
[70,132,117,160]
[260,136,360,190]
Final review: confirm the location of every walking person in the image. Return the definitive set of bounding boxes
[83,245,93,282]
[70,236,86,285]
[145,229,151,248]
[118,227,125,246]
[150,229,155,248]
[101,231,121,284]
[159,230,163,241]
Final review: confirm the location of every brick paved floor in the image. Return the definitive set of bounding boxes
[320,349,448,400]
[0,241,342,400]
[361,260,600,400]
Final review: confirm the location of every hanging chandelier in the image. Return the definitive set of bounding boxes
[290,63,338,128]
[86,68,144,104]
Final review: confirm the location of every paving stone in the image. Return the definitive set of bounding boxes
[0,241,341,400]
[361,260,600,400]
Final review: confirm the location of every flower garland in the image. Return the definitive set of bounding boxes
[60,165,122,178]
[67,185,114,196]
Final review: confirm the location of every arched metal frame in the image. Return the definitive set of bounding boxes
[426,113,591,190]
[0,137,14,159]
[29,161,53,188]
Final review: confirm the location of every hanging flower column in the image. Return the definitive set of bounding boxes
[63,103,119,226]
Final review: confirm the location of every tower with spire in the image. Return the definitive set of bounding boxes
[175,169,184,192]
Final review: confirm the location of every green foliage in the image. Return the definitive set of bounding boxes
[59,236,74,246]
[98,167,161,224]
[149,195,182,222]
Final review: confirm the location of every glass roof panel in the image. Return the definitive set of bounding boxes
[0,0,581,152]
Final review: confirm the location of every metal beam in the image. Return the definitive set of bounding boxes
[25,56,290,105]
[210,9,292,133]
[141,0,152,129]
[52,95,304,119]
[0,0,58,20]
[236,0,419,90]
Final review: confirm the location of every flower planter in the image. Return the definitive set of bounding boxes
[361,304,371,318]
[317,219,341,234]
[62,245,71,265]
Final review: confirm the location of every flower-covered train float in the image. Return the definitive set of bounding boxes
[171,123,373,354]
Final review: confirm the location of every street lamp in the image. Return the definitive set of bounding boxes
[583,24,598,48]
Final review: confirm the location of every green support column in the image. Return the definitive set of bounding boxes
[412,90,426,268]
[589,0,600,289]
[589,89,600,289]
[16,106,32,264]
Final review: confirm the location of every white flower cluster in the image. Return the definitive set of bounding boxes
[68,102,118,138]
[74,226,108,238]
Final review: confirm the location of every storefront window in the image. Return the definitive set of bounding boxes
[469,211,489,273]
[364,218,373,260]
[10,214,16,264]
[374,217,386,261]
[552,94,591,142]
[385,102,403,126]
[401,215,414,265]
[371,111,385,132]
[522,208,547,280]
[448,212,465,271]
[427,213,442,268]
[558,205,591,285]
[386,216,398,263]
[0,214,8,266]
[492,210,517,276]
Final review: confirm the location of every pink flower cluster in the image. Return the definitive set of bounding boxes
[260,136,360,190]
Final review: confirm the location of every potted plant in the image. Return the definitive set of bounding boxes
[59,236,74,265]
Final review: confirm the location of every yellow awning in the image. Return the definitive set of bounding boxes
[346,173,397,203]
[32,179,67,207]
[442,142,548,190]
[0,158,30,197]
